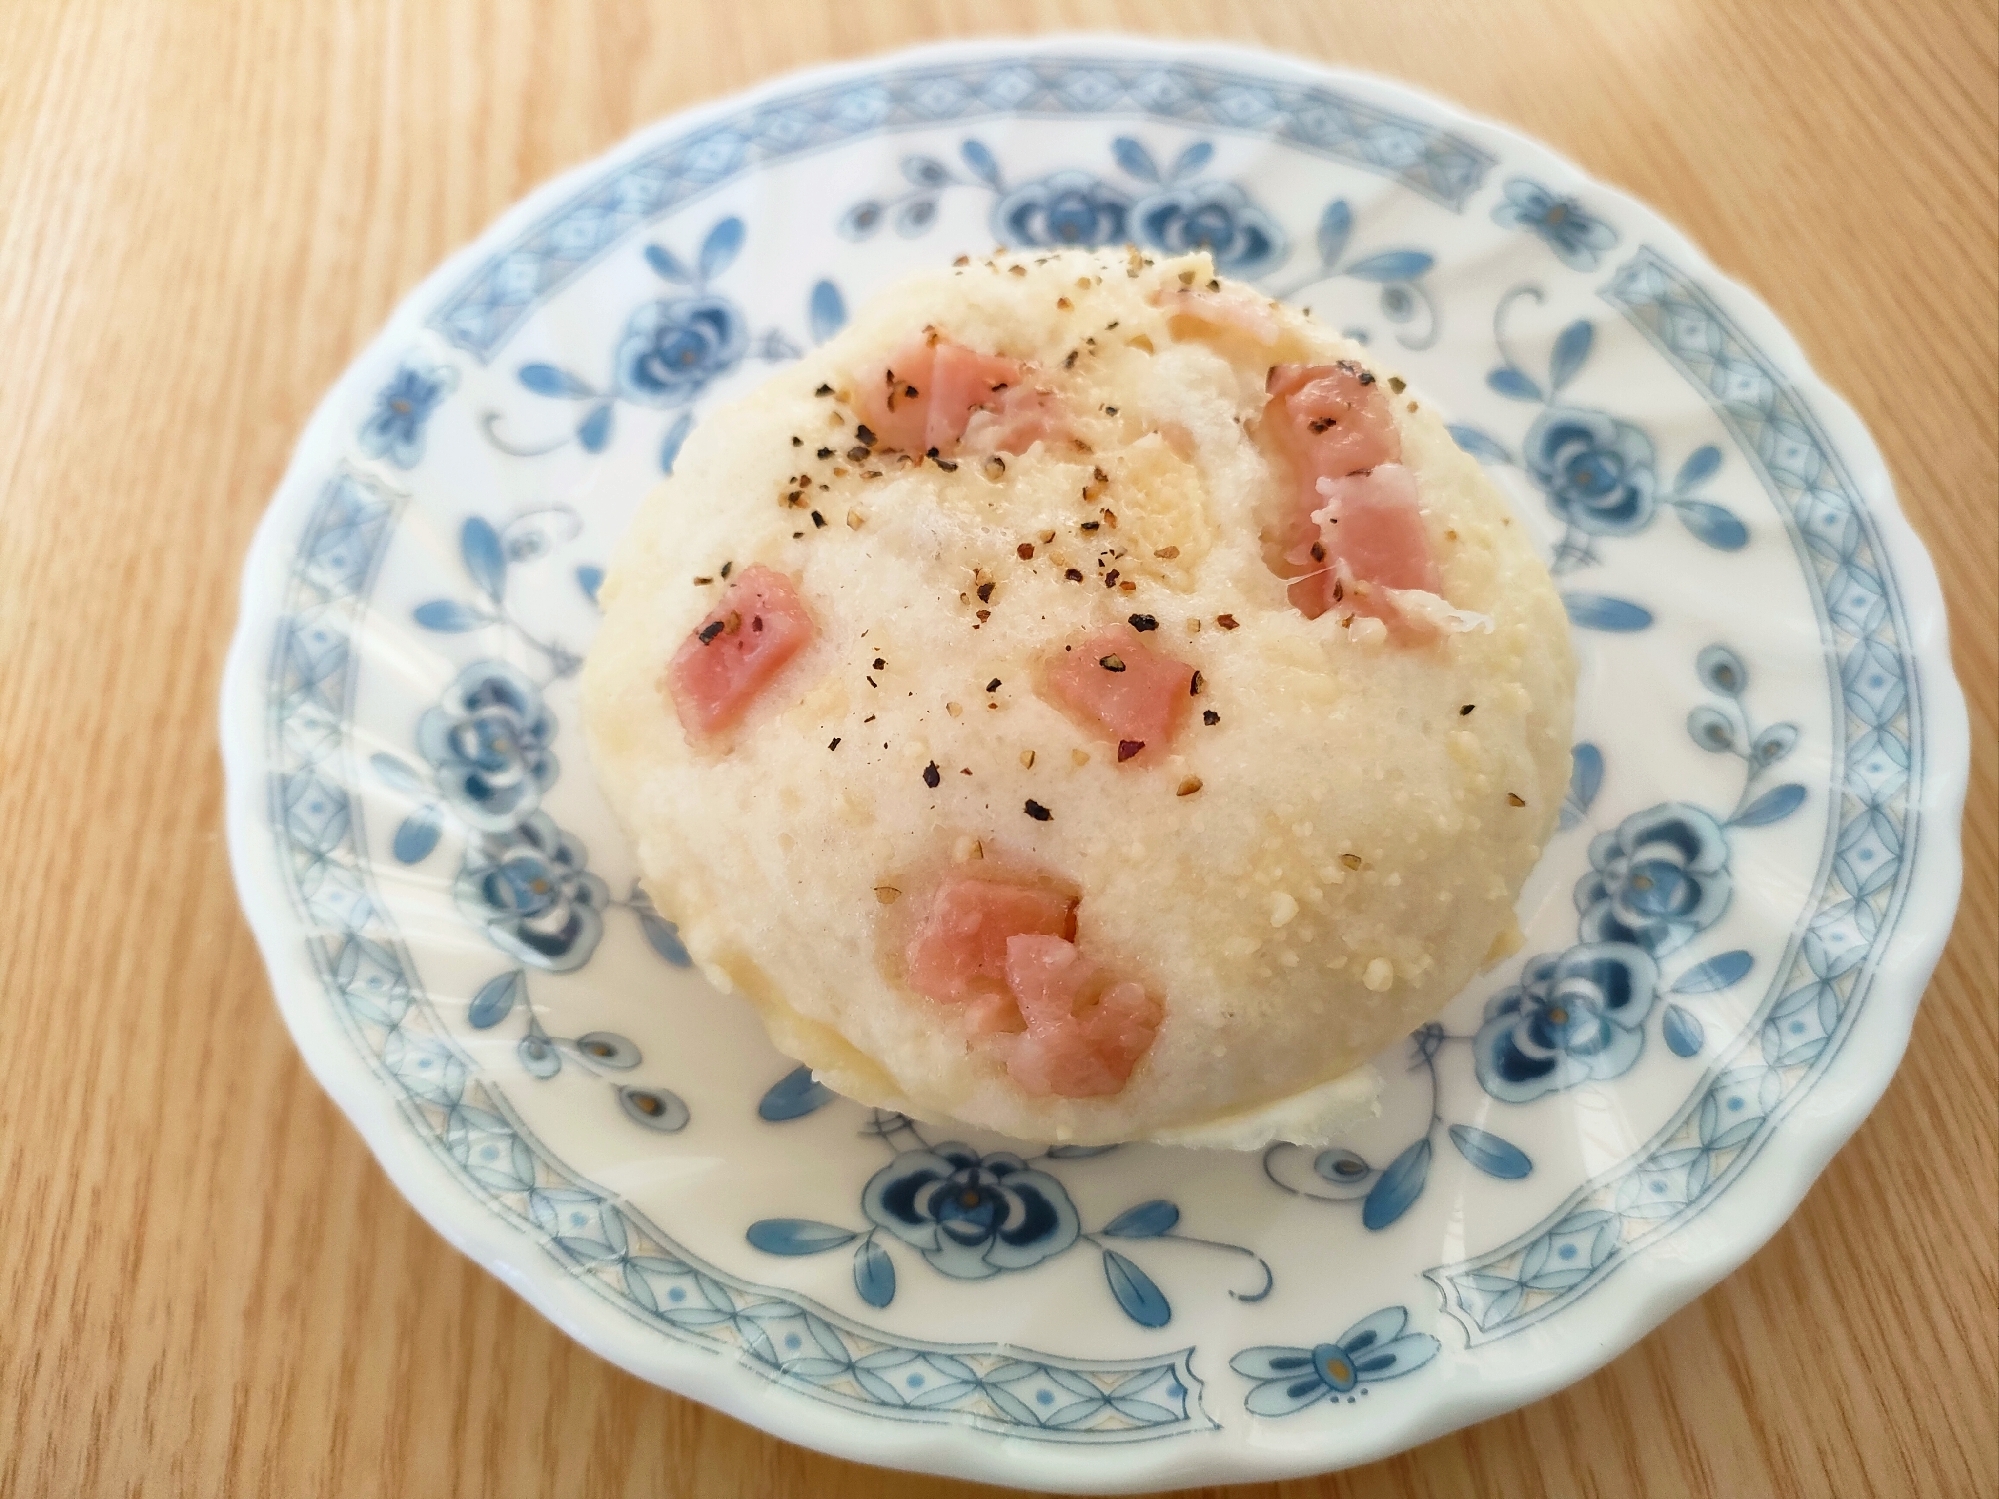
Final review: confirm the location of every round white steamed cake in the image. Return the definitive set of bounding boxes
[582,246,1575,1146]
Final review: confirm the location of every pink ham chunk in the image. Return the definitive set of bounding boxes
[1042,625,1197,765]
[1002,935,1162,1098]
[1155,285,1285,346]
[855,339,1061,457]
[1287,464,1444,623]
[1262,362,1442,633]
[664,565,814,739]
[903,876,1078,1022]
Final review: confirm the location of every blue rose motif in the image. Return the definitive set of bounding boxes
[416,661,558,832]
[991,170,1129,248]
[1474,942,1661,1103]
[613,293,747,407]
[1231,1306,1440,1416]
[1492,178,1619,270]
[862,1143,1080,1279]
[1131,181,1285,276]
[455,811,608,972]
[1578,802,1733,955]
[1525,406,1659,536]
[359,358,459,469]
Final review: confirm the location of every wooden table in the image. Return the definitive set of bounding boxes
[3,2,1993,1494]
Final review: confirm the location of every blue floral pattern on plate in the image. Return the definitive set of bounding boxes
[220,41,1958,1489]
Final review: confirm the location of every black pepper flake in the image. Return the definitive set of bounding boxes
[847,445,870,461]
[1098,654,1126,672]
[1080,520,1100,533]
[855,424,877,447]
[751,615,764,633]
[904,384,919,398]
[810,510,826,528]
[1017,542,1035,559]
[934,457,959,472]
[1063,350,1079,369]
[693,575,712,585]
[816,446,834,459]
[1202,709,1221,725]
[1117,739,1144,762]
[923,762,941,788]
[1128,613,1158,632]
[1103,570,1120,588]
[1358,370,1376,385]
[1064,568,1083,582]
[866,675,876,687]
[1104,404,1119,414]
[872,657,886,670]
[1189,670,1203,696]
[791,435,803,447]
[1507,792,1527,806]
[1460,704,1476,716]
[1309,417,1337,433]
[1310,542,1326,562]
[1024,799,1052,821]
[814,383,834,396]
[976,582,994,603]
[828,737,841,750]
[720,560,733,578]
[986,678,1002,692]
[1216,614,1239,631]
[696,620,725,645]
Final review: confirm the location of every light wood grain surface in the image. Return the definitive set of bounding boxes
[2,1,1993,1495]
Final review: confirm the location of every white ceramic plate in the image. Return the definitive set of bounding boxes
[220,37,1968,1492]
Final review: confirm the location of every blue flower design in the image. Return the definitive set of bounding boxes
[1492,178,1618,270]
[359,357,459,469]
[1231,1306,1440,1416]
[991,170,1129,248]
[455,811,609,972]
[862,1144,1080,1280]
[1474,943,1662,1102]
[415,661,558,832]
[1578,802,1733,955]
[1525,406,1659,536]
[612,294,747,407]
[1131,181,1285,276]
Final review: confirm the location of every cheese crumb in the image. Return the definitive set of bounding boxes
[1363,957,1395,992]
[1269,891,1299,927]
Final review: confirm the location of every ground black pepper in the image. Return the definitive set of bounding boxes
[923,762,941,788]
[1128,614,1158,632]
[1024,799,1051,821]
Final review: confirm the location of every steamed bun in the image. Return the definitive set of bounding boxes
[582,247,1574,1146]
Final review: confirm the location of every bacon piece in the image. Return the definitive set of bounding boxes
[1262,362,1442,637]
[1001,935,1162,1097]
[1042,624,1196,765]
[664,566,814,738]
[903,875,1078,1011]
[853,339,1062,458]
[1156,285,1285,346]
